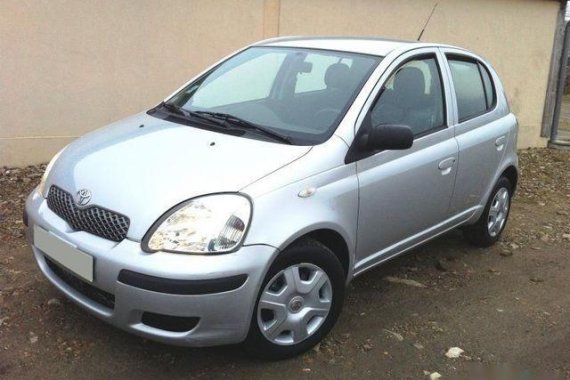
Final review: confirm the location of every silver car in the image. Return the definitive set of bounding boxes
[25,37,518,359]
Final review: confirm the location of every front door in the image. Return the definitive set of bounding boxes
[354,52,458,272]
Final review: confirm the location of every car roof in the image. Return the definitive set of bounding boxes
[256,36,455,57]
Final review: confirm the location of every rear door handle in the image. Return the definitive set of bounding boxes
[495,136,506,148]
[438,157,456,175]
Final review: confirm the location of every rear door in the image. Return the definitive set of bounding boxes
[440,49,511,214]
[353,48,458,272]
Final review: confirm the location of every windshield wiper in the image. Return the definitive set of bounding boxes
[194,111,292,144]
[158,102,227,127]
[159,102,186,116]
[158,103,292,144]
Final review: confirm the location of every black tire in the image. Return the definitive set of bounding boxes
[244,238,345,360]
[463,176,512,247]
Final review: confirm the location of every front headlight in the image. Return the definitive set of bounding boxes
[38,148,65,196]
[143,194,252,254]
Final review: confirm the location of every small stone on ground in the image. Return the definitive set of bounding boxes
[445,347,464,359]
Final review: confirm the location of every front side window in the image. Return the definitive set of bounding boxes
[370,56,445,137]
[447,57,496,122]
[163,47,381,145]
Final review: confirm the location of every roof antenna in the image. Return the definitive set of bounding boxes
[417,2,438,41]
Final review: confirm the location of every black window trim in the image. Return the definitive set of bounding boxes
[477,61,497,110]
[477,63,490,109]
[345,52,449,164]
[446,54,498,124]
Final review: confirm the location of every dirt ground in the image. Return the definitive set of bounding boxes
[1,148,569,380]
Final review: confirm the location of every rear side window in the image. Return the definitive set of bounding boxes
[447,57,496,122]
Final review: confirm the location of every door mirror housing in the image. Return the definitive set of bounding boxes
[361,124,414,151]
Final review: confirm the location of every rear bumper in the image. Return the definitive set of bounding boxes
[25,188,278,347]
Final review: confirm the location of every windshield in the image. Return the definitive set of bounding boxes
[157,47,381,145]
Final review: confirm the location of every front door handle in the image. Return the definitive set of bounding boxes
[438,157,456,175]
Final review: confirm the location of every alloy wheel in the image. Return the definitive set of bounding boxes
[487,187,510,237]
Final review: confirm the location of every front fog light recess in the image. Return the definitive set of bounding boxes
[145,194,251,254]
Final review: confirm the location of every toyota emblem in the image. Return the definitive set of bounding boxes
[76,189,92,206]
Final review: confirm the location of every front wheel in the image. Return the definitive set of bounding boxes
[463,176,512,247]
[244,239,345,360]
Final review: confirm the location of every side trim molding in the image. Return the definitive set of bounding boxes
[353,206,481,277]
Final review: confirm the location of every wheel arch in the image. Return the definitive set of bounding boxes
[277,226,355,282]
[501,165,518,194]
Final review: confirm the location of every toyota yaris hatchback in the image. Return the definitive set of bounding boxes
[25,37,518,359]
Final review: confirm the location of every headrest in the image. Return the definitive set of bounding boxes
[324,63,351,89]
[393,66,425,96]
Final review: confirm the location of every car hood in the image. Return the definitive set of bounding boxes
[45,113,311,240]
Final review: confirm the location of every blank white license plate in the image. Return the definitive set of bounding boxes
[34,225,94,282]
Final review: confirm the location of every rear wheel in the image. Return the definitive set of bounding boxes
[244,239,345,360]
[463,176,512,247]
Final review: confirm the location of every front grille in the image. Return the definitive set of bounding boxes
[46,186,130,242]
[45,257,115,310]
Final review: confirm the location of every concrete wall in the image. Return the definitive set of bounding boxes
[0,0,560,166]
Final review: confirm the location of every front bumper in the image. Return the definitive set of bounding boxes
[25,189,278,347]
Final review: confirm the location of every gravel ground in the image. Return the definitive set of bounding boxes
[0,148,569,379]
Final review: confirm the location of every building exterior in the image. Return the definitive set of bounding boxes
[0,0,565,166]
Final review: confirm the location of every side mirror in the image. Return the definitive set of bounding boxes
[362,124,414,151]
